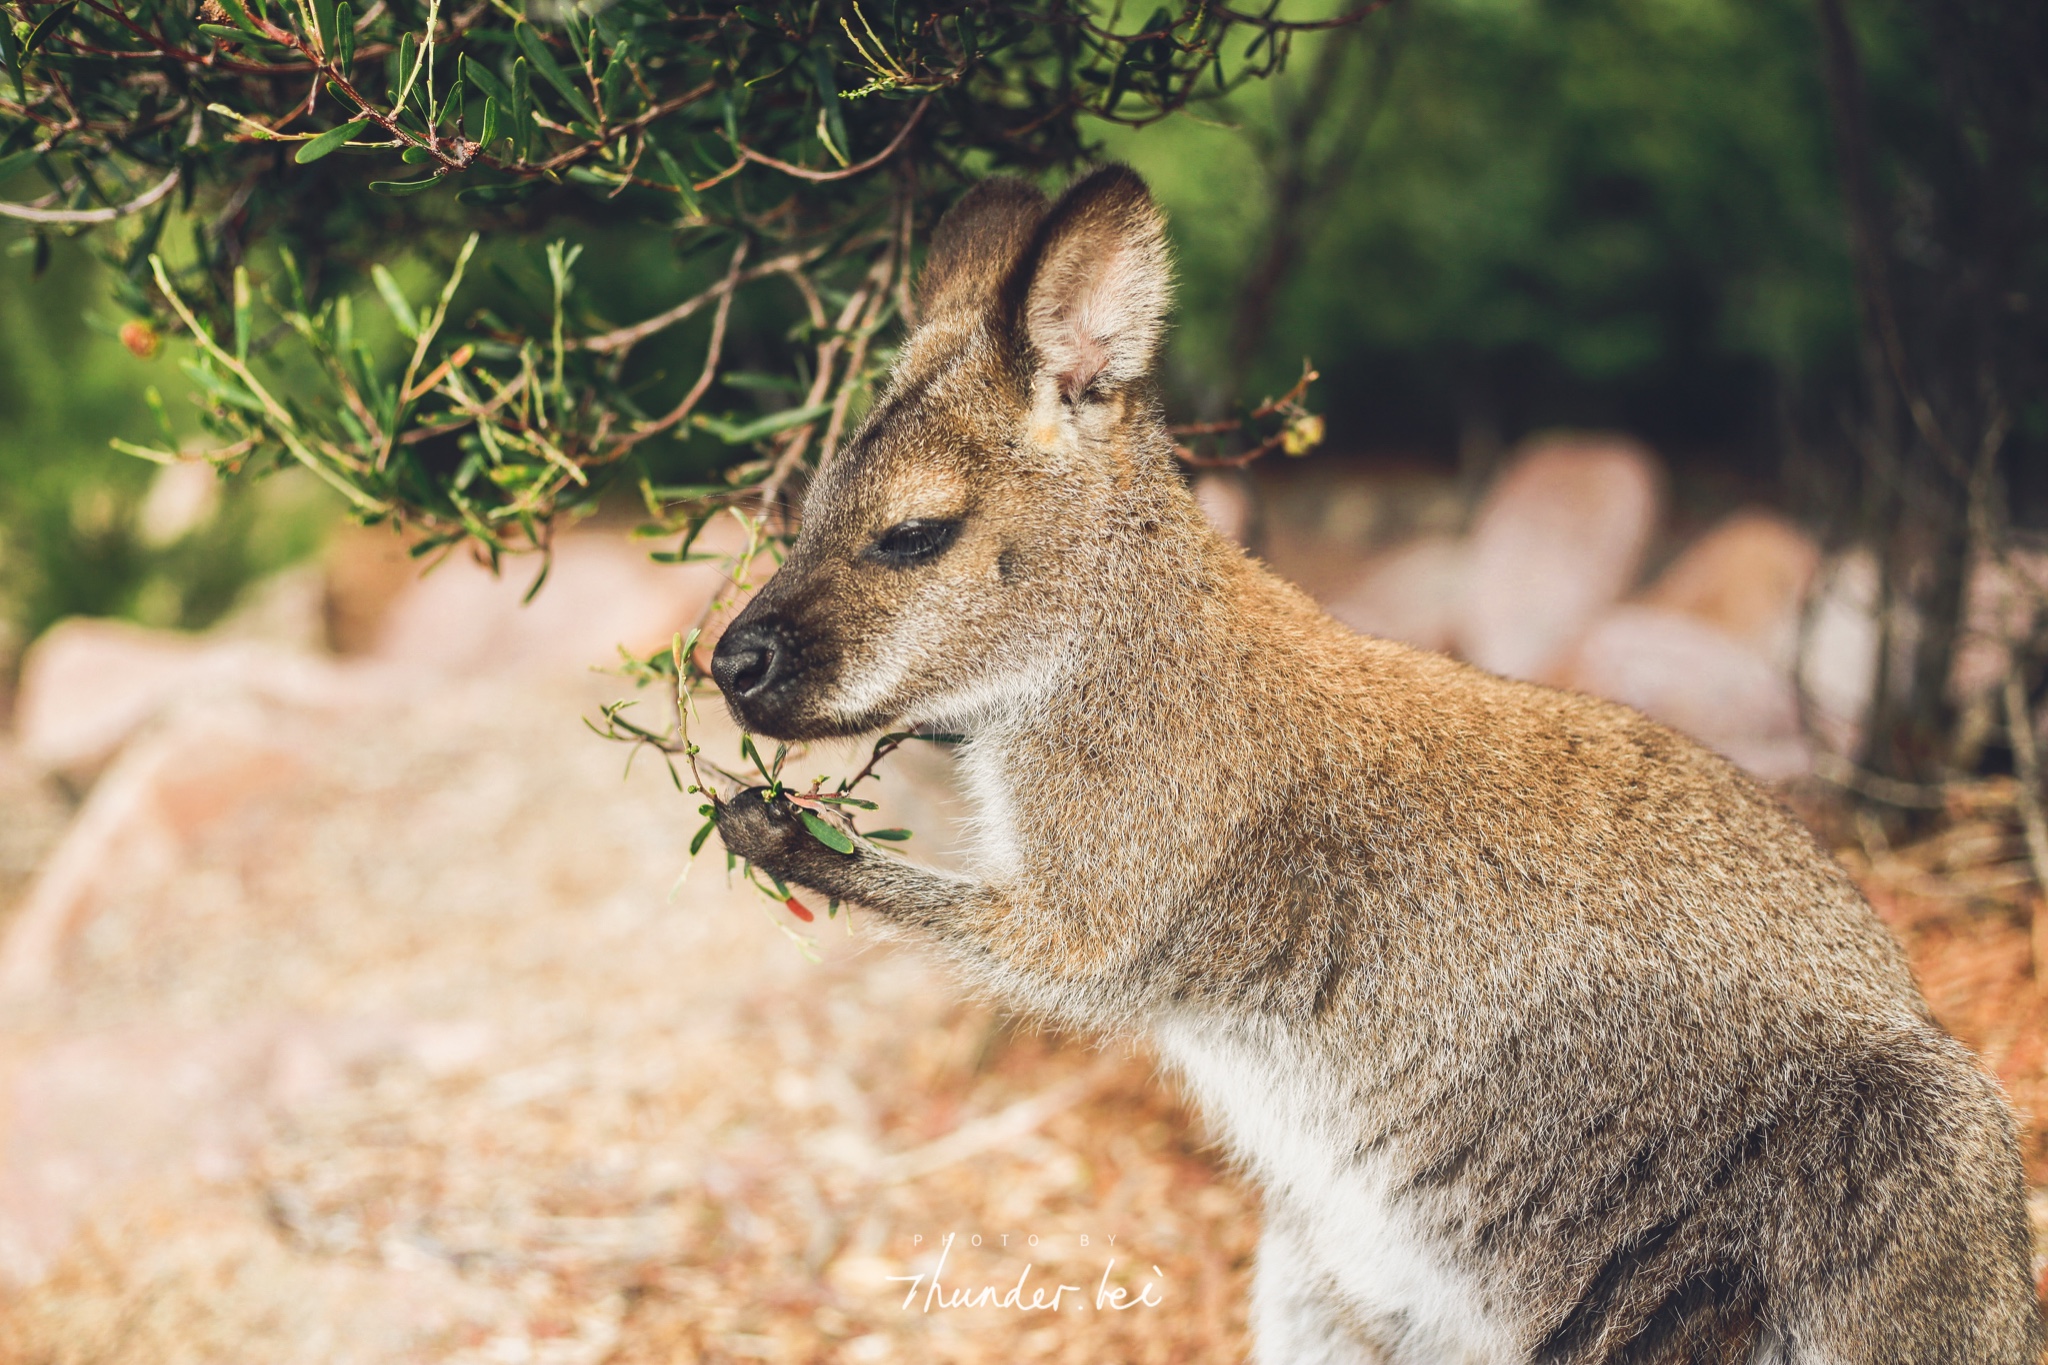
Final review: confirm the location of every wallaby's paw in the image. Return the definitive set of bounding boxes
[714,787,853,891]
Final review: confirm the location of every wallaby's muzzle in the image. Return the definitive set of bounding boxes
[711,607,808,735]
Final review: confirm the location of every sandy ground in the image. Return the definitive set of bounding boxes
[0,497,2043,1362]
[0,649,1262,1364]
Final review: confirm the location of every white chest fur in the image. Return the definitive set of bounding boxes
[1153,1015,1522,1363]
[951,735,1026,879]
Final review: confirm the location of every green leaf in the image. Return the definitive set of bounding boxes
[654,147,699,214]
[690,817,717,856]
[332,1,354,67]
[180,360,267,413]
[456,181,535,206]
[515,22,600,126]
[370,176,441,197]
[145,385,177,444]
[720,371,804,394]
[109,438,179,464]
[21,1,80,64]
[600,37,632,114]
[478,94,501,149]
[463,54,514,107]
[371,264,420,336]
[511,56,532,161]
[799,810,856,855]
[440,70,465,130]
[692,401,832,445]
[393,32,418,107]
[294,118,369,164]
[232,265,251,363]
[863,828,913,841]
[809,47,849,166]
[218,0,267,43]
[0,146,38,182]
[0,20,18,101]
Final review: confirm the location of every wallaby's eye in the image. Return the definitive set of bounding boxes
[869,518,961,567]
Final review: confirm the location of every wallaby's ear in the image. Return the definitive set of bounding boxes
[1017,164,1173,402]
[919,177,1051,323]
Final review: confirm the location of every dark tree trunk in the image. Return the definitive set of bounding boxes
[1810,0,2048,791]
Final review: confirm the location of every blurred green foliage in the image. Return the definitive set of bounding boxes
[0,0,1987,667]
[1115,0,1857,457]
[0,0,1350,590]
[0,0,1361,666]
[0,236,333,659]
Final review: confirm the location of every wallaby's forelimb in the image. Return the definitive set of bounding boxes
[718,789,998,939]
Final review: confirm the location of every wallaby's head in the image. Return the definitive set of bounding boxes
[713,165,1189,741]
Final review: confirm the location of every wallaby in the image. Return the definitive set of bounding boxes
[710,166,2042,1364]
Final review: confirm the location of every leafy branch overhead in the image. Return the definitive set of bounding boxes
[1,0,1356,573]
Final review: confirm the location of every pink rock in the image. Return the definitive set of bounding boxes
[1327,535,1470,654]
[1797,550,1881,760]
[14,619,350,779]
[1558,605,1811,781]
[1457,435,1662,681]
[1949,548,2048,708]
[0,708,308,998]
[372,528,738,679]
[14,620,206,775]
[1638,510,1820,669]
[1191,473,1255,544]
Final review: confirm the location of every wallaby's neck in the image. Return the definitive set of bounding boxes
[977,460,1303,755]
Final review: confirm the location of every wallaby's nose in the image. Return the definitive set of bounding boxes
[712,615,796,701]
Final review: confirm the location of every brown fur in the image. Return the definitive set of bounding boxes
[713,166,2042,1363]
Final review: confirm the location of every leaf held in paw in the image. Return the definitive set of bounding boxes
[799,810,856,855]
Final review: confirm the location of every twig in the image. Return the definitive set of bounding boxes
[379,232,479,470]
[1174,430,1291,469]
[1213,1,1396,31]
[1812,752,1951,811]
[1170,364,1320,467]
[735,96,930,183]
[0,163,180,222]
[400,367,528,444]
[870,1063,1114,1184]
[148,254,391,514]
[2004,669,2048,981]
[615,238,749,449]
[1171,366,1319,437]
[573,247,826,354]
[755,239,894,516]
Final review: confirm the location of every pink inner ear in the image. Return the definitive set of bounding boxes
[1048,252,1117,400]
[1057,313,1110,401]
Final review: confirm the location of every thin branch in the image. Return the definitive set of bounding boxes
[573,247,827,354]
[1811,752,1951,810]
[0,162,178,222]
[1213,1,1395,30]
[2007,670,2048,907]
[1171,364,1319,467]
[615,238,750,449]
[735,96,930,183]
